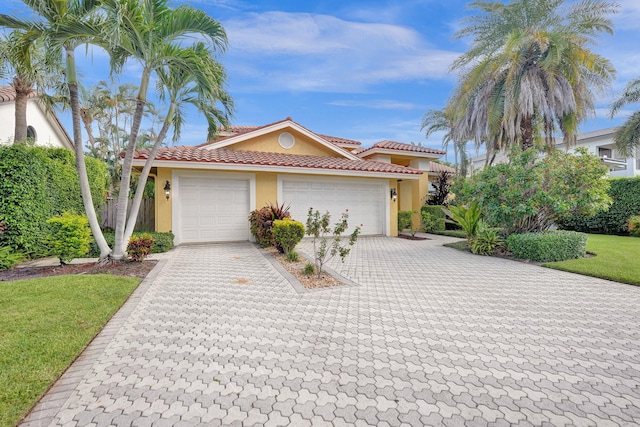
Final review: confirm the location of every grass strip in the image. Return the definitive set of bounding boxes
[0,274,139,427]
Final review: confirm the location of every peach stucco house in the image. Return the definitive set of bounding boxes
[132,117,446,245]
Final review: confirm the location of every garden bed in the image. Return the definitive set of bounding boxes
[0,260,157,282]
[264,247,344,289]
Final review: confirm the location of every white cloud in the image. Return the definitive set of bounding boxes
[613,0,640,31]
[223,11,460,93]
[328,99,424,110]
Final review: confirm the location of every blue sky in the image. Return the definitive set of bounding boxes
[2,0,640,159]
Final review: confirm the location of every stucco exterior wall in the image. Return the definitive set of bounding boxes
[0,99,71,148]
[229,129,340,157]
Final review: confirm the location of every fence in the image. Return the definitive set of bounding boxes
[100,198,155,232]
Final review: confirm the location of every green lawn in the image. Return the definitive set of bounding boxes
[0,275,139,427]
[543,234,640,285]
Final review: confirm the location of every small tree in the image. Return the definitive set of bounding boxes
[305,208,361,279]
[427,171,453,206]
[46,211,92,265]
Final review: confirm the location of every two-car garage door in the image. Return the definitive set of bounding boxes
[174,174,387,244]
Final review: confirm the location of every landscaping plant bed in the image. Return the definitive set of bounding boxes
[397,234,430,241]
[0,260,157,282]
[264,247,343,289]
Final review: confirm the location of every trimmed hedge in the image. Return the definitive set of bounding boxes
[88,231,174,257]
[557,177,640,235]
[507,231,587,262]
[421,205,446,232]
[0,145,108,257]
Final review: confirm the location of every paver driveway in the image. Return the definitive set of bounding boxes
[28,236,640,426]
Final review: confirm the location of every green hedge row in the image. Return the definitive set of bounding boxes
[421,205,446,232]
[88,231,174,257]
[0,145,108,257]
[558,177,640,235]
[507,231,587,262]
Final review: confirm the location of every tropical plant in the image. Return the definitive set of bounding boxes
[427,170,453,206]
[249,202,291,247]
[305,208,360,279]
[610,77,640,157]
[449,0,617,152]
[421,107,468,175]
[455,148,611,235]
[443,202,482,244]
[126,233,154,262]
[470,225,504,256]
[0,30,63,143]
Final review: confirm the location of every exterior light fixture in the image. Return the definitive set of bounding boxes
[390,188,397,202]
[164,180,171,200]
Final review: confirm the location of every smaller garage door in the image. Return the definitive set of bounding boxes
[281,176,387,235]
[177,176,250,243]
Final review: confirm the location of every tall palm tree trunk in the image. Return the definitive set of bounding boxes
[12,77,29,144]
[123,103,175,245]
[66,46,111,258]
[520,116,535,150]
[112,72,150,260]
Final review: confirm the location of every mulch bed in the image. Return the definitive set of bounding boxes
[0,260,157,282]
[264,247,343,289]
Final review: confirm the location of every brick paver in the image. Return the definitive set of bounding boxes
[27,236,640,426]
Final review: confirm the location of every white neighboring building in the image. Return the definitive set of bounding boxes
[469,127,639,177]
[0,86,73,150]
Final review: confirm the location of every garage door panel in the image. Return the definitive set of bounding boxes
[178,176,250,243]
[282,178,385,236]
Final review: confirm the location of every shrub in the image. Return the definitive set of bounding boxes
[427,170,453,206]
[629,215,640,237]
[471,225,504,256]
[126,233,154,262]
[397,210,414,232]
[306,208,361,278]
[455,148,611,235]
[506,231,587,262]
[557,177,640,235]
[303,262,315,276]
[46,212,92,265]
[421,205,446,233]
[285,251,300,262]
[249,202,291,247]
[443,202,482,244]
[0,246,24,270]
[88,231,173,257]
[273,218,305,254]
[0,145,108,257]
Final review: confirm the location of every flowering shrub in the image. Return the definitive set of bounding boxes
[126,233,154,262]
[306,208,361,278]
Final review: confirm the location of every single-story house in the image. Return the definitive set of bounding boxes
[131,117,446,245]
[0,86,73,149]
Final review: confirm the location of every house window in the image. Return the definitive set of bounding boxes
[278,132,295,149]
[26,126,37,142]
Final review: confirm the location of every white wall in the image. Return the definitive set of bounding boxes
[0,98,72,149]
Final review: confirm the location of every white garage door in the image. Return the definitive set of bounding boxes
[177,176,250,243]
[281,177,386,235]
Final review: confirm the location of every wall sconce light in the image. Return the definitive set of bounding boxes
[390,188,397,202]
[164,180,171,200]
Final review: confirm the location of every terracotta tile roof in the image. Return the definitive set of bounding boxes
[427,162,456,174]
[133,146,423,175]
[0,86,38,103]
[359,140,446,156]
[317,134,361,146]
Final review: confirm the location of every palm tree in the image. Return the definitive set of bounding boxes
[0,30,61,143]
[610,77,640,158]
[450,0,617,152]
[123,42,232,246]
[0,0,112,258]
[100,0,228,260]
[421,107,468,174]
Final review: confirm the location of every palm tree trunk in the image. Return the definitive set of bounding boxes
[123,103,175,245]
[12,77,28,144]
[112,71,150,260]
[520,116,535,150]
[66,46,111,258]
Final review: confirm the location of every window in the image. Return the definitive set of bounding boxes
[26,126,37,142]
[278,132,295,149]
